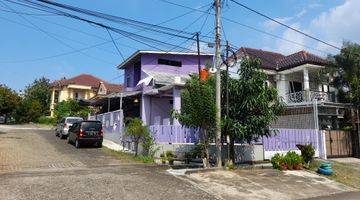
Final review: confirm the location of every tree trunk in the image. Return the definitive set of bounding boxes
[229,133,235,164]
[202,129,210,168]
[134,141,139,156]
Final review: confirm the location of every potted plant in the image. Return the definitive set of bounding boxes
[160,153,166,164]
[284,151,302,170]
[270,153,283,170]
[166,150,176,165]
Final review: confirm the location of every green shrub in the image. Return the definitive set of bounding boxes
[270,153,284,170]
[37,116,56,125]
[299,144,315,165]
[165,150,176,165]
[284,151,302,169]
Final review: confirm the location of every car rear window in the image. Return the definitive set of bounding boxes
[81,122,102,131]
[66,118,83,124]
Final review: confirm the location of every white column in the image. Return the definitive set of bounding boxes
[140,95,151,125]
[303,68,310,101]
[173,86,181,126]
[276,74,288,102]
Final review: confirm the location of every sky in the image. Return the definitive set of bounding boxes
[0,0,359,91]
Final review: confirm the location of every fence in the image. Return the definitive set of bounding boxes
[89,110,125,143]
[263,129,324,160]
[149,125,200,143]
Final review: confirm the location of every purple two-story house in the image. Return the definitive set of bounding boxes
[117,50,213,128]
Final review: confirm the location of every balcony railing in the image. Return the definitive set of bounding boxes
[287,91,333,104]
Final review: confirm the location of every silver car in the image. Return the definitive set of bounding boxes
[56,117,83,139]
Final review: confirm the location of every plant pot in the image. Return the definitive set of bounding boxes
[293,163,302,170]
[280,163,288,170]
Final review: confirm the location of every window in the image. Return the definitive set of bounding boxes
[289,81,302,93]
[158,58,182,67]
[75,92,79,100]
[54,91,59,103]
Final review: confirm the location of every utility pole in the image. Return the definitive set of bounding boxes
[214,0,222,167]
[225,41,230,163]
[196,32,201,79]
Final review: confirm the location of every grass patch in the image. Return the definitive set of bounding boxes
[102,147,155,164]
[310,159,360,190]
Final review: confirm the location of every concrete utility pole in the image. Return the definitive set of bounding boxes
[214,0,222,167]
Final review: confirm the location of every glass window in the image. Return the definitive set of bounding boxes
[81,122,102,131]
[158,58,182,67]
[66,118,83,124]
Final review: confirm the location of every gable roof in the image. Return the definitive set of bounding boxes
[102,82,122,94]
[237,47,328,71]
[51,74,122,92]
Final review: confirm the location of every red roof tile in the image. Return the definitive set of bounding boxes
[51,74,122,92]
[237,47,328,71]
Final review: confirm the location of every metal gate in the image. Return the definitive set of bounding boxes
[325,130,352,157]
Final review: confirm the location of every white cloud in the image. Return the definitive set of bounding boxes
[308,3,322,9]
[309,0,360,53]
[263,17,292,30]
[276,23,307,55]
[296,9,307,18]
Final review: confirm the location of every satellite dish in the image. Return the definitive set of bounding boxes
[209,67,217,73]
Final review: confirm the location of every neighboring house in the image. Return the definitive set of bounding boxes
[231,47,350,130]
[50,74,122,117]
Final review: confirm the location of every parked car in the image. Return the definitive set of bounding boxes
[55,117,83,139]
[67,120,103,148]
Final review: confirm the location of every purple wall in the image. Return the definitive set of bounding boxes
[141,53,213,79]
[149,97,172,125]
[122,53,213,90]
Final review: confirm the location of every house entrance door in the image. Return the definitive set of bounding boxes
[325,130,353,157]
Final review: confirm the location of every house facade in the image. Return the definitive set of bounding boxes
[50,74,121,117]
[232,47,350,130]
[115,50,213,126]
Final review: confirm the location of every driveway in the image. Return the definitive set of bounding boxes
[0,125,212,200]
[176,167,357,200]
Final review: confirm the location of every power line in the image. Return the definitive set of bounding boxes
[106,28,125,61]
[158,0,333,55]
[1,1,117,65]
[229,0,341,50]
[0,1,212,64]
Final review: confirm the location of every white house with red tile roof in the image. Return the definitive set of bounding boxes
[49,74,122,117]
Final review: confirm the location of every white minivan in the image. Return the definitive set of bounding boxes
[56,117,83,139]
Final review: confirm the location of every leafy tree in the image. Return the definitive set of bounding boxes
[14,99,42,123]
[222,58,284,163]
[334,42,360,108]
[53,99,91,120]
[124,118,151,156]
[332,42,360,141]
[0,84,21,123]
[173,74,216,167]
[23,77,51,115]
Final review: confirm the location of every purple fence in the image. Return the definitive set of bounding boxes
[263,129,320,159]
[149,125,200,143]
[89,110,124,143]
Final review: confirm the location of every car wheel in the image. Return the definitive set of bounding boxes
[75,139,80,148]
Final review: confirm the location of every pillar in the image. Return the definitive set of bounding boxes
[140,95,151,125]
[276,74,288,102]
[173,86,181,126]
[303,68,310,101]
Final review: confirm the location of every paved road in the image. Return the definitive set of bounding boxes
[0,126,213,200]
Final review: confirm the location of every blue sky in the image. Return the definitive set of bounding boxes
[0,0,358,91]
